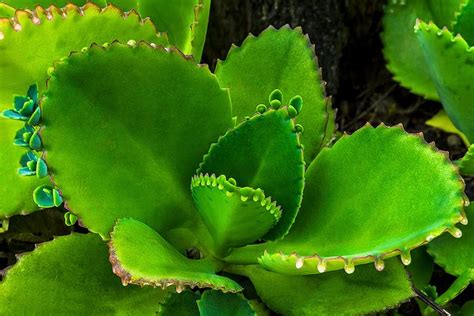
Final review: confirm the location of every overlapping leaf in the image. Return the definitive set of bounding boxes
[215,26,333,162]
[109,218,242,293]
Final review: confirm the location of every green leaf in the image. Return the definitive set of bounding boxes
[158,291,200,316]
[0,111,50,218]
[454,0,474,45]
[112,0,210,61]
[457,145,474,176]
[226,125,466,275]
[427,204,473,277]
[197,291,256,316]
[40,42,232,238]
[215,26,333,162]
[415,20,474,142]
[0,233,166,314]
[426,110,470,146]
[0,0,94,12]
[0,3,166,104]
[109,218,243,293]
[191,174,281,256]
[434,269,474,306]
[0,3,14,17]
[381,0,462,100]
[405,247,434,290]
[197,106,305,240]
[226,260,414,315]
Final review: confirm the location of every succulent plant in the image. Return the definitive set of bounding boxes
[0,1,469,314]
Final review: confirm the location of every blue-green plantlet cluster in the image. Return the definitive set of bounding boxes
[0,0,470,314]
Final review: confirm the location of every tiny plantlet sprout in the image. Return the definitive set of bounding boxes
[0,0,470,314]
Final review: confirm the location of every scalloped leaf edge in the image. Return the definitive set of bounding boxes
[258,122,468,275]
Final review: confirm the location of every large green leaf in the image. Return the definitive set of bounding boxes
[109,218,243,293]
[0,233,166,314]
[382,0,462,100]
[0,3,165,104]
[197,106,305,240]
[227,260,414,315]
[40,42,232,238]
[0,0,93,11]
[215,26,333,162]
[415,20,474,141]
[225,125,466,275]
[191,174,281,256]
[0,107,50,219]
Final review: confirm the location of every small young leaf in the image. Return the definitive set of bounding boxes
[215,26,334,162]
[415,20,474,141]
[197,291,256,316]
[382,0,462,99]
[457,145,474,176]
[227,260,414,315]
[198,107,305,240]
[191,174,281,256]
[0,111,50,218]
[109,218,243,293]
[0,233,166,314]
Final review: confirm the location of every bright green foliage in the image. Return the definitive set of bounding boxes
[434,269,474,306]
[0,2,14,16]
[428,204,473,277]
[453,0,474,45]
[197,291,256,316]
[0,0,91,11]
[215,26,333,162]
[110,218,242,293]
[198,105,305,240]
[0,3,165,104]
[41,42,232,238]
[0,106,49,218]
[457,145,474,176]
[0,233,166,314]
[227,260,414,315]
[426,110,470,146]
[191,174,281,255]
[416,20,474,142]
[382,0,462,100]
[227,125,465,275]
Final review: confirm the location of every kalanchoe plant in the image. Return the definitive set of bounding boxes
[0,1,470,314]
[382,0,474,311]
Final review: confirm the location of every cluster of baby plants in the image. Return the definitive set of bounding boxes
[383,0,474,313]
[0,0,470,314]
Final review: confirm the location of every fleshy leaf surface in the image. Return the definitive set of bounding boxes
[191,174,281,255]
[382,0,462,99]
[428,204,473,277]
[215,26,333,162]
[0,233,166,314]
[109,218,243,293]
[227,260,414,315]
[0,3,166,104]
[40,42,232,238]
[158,291,200,316]
[416,20,474,141]
[226,125,465,275]
[198,106,305,240]
[426,110,470,146]
[457,145,474,176]
[0,107,50,218]
[454,0,474,45]
[197,291,256,316]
